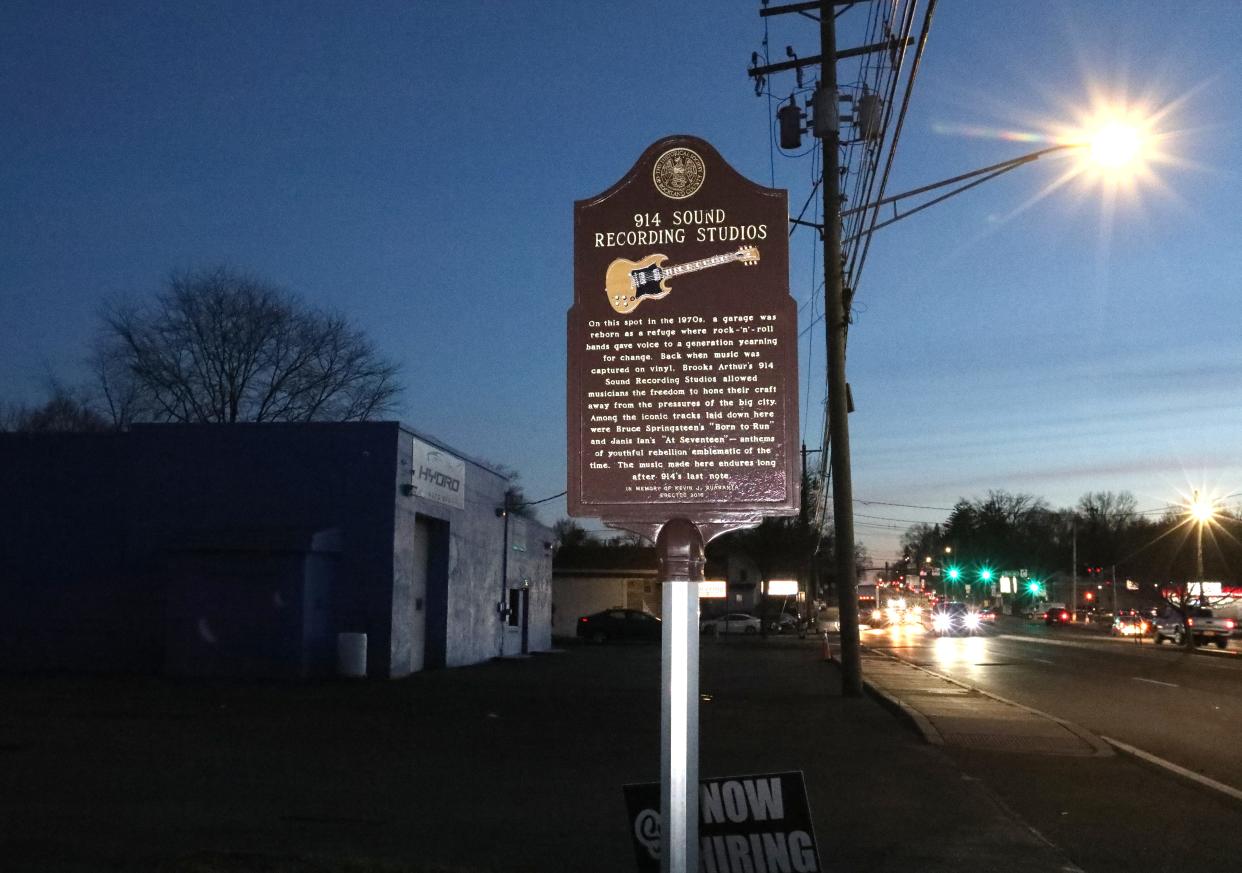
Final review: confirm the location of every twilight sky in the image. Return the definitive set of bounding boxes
[3,1,1240,563]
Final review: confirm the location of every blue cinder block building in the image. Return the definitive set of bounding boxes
[0,422,552,678]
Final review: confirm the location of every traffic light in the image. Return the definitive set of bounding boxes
[946,565,961,582]
[979,568,993,583]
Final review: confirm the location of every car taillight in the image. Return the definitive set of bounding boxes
[1187,618,1194,627]
[579,617,589,623]
[1060,611,1069,621]
[1227,619,1236,629]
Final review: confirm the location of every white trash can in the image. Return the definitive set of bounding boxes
[336,632,367,678]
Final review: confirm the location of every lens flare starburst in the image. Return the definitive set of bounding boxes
[931,82,1189,226]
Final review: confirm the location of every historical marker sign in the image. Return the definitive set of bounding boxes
[568,135,799,525]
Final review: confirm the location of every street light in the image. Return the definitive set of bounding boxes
[1189,490,1216,595]
[1088,121,1144,170]
[809,96,1156,697]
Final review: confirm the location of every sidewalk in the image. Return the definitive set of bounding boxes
[860,646,1110,757]
[0,638,1079,873]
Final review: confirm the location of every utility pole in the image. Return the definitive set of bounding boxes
[750,1,908,697]
[817,2,862,697]
[1071,518,1078,619]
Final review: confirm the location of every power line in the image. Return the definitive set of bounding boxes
[515,490,567,508]
[855,498,956,512]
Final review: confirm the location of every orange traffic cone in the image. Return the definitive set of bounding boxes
[822,632,833,661]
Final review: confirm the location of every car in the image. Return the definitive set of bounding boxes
[1152,606,1234,648]
[1044,605,1072,625]
[701,613,762,635]
[576,608,661,643]
[768,612,800,634]
[976,607,999,624]
[930,602,983,636]
[1110,612,1150,636]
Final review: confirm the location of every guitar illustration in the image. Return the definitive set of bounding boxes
[605,246,760,314]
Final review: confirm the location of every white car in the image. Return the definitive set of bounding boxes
[701,613,762,635]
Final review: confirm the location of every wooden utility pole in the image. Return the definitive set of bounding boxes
[817,1,862,697]
[750,0,911,697]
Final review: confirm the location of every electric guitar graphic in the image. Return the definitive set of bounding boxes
[605,246,761,314]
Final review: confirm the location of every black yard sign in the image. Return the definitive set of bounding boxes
[623,771,822,873]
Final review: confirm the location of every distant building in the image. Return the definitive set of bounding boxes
[551,538,736,634]
[0,422,552,678]
[552,542,658,637]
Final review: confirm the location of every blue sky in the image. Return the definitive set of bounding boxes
[3,1,1240,563]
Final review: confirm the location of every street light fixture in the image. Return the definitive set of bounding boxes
[1189,490,1216,594]
[840,116,1151,242]
[1088,121,1144,170]
[806,89,1158,697]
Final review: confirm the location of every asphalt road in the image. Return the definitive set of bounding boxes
[865,616,1242,792]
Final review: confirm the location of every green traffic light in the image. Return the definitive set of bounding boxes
[979,568,993,582]
[947,565,961,581]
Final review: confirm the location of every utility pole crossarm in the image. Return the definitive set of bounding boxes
[748,38,913,78]
[761,1,854,17]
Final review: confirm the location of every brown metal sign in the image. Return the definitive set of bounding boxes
[568,135,799,526]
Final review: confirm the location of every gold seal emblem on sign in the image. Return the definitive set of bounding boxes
[652,147,706,199]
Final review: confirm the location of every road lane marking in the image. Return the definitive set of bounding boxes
[1132,677,1179,688]
[1102,736,1242,804]
[997,634,1242,669]
[1029,657,1055,665]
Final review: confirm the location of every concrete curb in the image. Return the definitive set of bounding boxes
[863,644,1113,757]
[1101,735,1242,805]
[862,679,944,745]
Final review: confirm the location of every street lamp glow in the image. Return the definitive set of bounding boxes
[1057,98,1166,193]
[1189,496,1215,524]
[1088,121,1143,170]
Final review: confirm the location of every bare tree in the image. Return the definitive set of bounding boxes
[552,519,596,551]
[0,381,110,433]
[97,267,400,425]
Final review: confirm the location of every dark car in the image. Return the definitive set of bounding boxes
[1044,606,1072,625]
[930,601,982,636]
[576,608,661,643]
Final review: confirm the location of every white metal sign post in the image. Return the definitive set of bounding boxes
[658,519,703,873]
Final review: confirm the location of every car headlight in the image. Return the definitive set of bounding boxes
[932,615,951,631]
[964,613,982,630]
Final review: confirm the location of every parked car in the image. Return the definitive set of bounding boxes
[701,613,762,635]
[1044,605,1072,625]
[576,608,661,643]
[1152,606,1234,648]
[768,612,799,634]
[930,602,982,636]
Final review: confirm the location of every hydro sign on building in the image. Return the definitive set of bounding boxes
[411,437,465,510]
[567,135,799,529]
